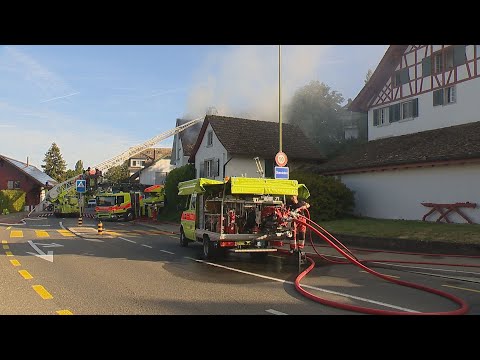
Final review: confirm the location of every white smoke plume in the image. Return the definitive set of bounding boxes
[185,45,332,121]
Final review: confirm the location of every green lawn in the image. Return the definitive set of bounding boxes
[317,217,480,244]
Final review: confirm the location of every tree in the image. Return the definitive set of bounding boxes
[63,169,77,181]
[285,80,345,156]
[103,161,130,184]
[365,69,373,84]
[164,164,195,212]
[74,160,84,175]
[41,142,67,182]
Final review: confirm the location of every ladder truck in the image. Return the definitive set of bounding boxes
[29,117,204,217]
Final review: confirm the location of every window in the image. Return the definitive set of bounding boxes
[177,148,181,160]
[393,72,401,87]
[433,86,456,106]
[434,53,443,74]
[203,158,219,178]
[264,159,274,178]
[207,131,213,146]
[373,107,388,126]
[401,101,413,119]
[444,47,454,70]
[7,180,20,189]
[140,160,145,166]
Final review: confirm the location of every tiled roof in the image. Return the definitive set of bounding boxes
[0,155,57,186]
[190,115,325,162]
[311,121,480,174]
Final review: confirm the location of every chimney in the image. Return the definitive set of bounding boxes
[26,157,29,166]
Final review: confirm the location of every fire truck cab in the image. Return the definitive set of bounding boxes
[178,177,309,259]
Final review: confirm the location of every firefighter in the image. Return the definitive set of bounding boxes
[287,195,310,251]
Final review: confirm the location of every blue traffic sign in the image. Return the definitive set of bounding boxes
[274,166,289,179]
[76,179,86,193]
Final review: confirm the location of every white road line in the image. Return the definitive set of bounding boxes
[184,257,418,313]
[370,261,480,276]
[160,249,175,255]
[59,221,66,230]
[141,244,153,248]
[83,238,104,242]
[168,235,179,239]
[266,309,288,315]
[119,237,136,244]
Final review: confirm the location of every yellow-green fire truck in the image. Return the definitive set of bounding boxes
[178,177,309,259]
[95,191,145,221]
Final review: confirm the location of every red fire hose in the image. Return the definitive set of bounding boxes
[288,210,470,315]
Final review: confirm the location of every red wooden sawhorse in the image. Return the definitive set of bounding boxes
[421,202,477,224]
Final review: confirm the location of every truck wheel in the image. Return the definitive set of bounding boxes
[203,236,215,259]
[124,210,133,222]
[179,228,188,247]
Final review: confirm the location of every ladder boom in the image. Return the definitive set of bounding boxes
[30,116,203,215]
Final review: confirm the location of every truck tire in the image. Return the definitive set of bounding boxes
[124,210,134,222]
[203,236,215,259]
[179,228,189,247]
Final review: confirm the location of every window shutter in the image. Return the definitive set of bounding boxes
[453,45,467,67]
[215,159,220,177]
[412,98,419,117]
[400,68,410,85]
[422,57,432,77]
[433,89,443,106]
[373,109,379,126]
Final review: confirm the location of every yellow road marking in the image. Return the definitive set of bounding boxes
[1,240,7,244]
[32,285,53,299]
[35,230,50,238]
[360,270,400,279]
[57,229,75,237]
[56,310,73,315]
[6,227,11,230]
[19,270,33,280]
[10,259,21,267]
[3,245,9,249]
[6,251,13,256]
[442,284,480,294]
[105,231,121,236]
[10,230,23,238]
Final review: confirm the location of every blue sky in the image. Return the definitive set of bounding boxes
[0,45,388,170]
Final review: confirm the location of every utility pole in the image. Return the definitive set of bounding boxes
[279,44,282,153]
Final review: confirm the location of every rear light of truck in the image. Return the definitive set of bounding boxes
[271,241,284,247]
[219,241,235,247]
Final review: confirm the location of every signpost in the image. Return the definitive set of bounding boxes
[274,166,289,179]
[76,180,86,193]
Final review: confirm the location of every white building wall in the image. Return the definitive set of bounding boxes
[339,163,480,223]
[194,124,228,180]
[224,157,264,178]
[369,75,480,140]
[139,159,175,185]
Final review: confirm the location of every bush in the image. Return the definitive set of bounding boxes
[0,190,26,213]
[164,164,196,212]
[290,170,354,221]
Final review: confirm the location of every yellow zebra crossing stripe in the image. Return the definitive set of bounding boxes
[57,229,75,237]
[10,230,23,238]
[35,230,50,237]
[56,310,73,315]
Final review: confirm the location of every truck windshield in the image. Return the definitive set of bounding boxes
[97,196,116,206]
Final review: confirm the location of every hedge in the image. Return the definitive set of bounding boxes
[0,190,26,213]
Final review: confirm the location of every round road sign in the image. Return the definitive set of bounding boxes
[275,151,288,167]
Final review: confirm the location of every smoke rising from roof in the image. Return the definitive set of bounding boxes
[185,45,332,121]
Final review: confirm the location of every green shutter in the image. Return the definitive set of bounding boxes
[412,98,419,117]
[433,90,443,106]
[400,68,410,84]
[373,109,379,126]
[453,45,467,66]
[389,104,400,122]
[422,56,432,77]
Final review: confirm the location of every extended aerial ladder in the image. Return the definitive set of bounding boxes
[29,116,204,216]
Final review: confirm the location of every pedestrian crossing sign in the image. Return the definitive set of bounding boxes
[76,179,86,193]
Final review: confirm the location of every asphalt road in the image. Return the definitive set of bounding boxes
[2,215,480,315]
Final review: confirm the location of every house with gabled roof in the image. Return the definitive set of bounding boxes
[129,148,174,185]
[188,115,325,179]
[0,155,57,211]
[171,118,204,168]
[313,45,480,223]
